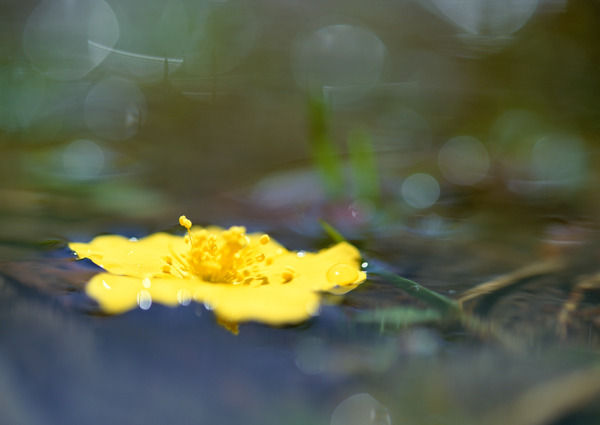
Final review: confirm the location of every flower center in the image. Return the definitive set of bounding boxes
[164,216,272,284]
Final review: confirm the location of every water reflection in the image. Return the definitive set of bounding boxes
[185,1,257,75]
[331,393,391,425]
[373,109,432,169]
[292,23,386,105]
[0,65,65,141]
[96,0,187,81]
[90,41,184,82]
[84,78,146,141]
[23,0,119,80]
[423,0,539,36]
[295,336,327,375]
[489,109,588,196]
[401,173,440,209]
[438,135,489,186]
[531,134,587,188]
[62,139,105,180]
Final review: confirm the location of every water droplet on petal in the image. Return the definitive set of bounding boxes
[203,297,219,310]
[306,299,320,316]
[326,264,359,285]
[177,288,191,306]
[137,290,152,310]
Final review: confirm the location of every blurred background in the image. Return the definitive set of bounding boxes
[1,0,598,248]
[2,0,600,424]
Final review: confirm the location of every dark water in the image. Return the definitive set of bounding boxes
[2,1,600,424]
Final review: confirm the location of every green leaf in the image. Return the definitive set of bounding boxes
[318,218,348,244]
[348,127,380,202]
[355,307,443,330]
[370,265,461,315]
[307,95,344,198]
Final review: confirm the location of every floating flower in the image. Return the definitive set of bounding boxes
[69,216,366,332]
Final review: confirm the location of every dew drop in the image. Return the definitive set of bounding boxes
[306,299,320,316]
[177,288,192,306]
[137,290,152,310]
[326,264,359,285]
[204,298,218,310]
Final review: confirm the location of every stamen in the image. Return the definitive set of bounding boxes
[179,215,192,229]
[175,218,275,285]
[179,215,194,247]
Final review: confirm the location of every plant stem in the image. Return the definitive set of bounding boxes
[370,264,461,315]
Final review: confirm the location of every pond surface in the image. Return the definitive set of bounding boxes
[2,1,600,424]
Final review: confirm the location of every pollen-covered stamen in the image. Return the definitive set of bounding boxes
[179,215,192,229]
[179,215,193,246]
[178,217,273,284]
[162,255,187,277]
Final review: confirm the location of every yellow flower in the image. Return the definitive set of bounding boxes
[69,215,366,332]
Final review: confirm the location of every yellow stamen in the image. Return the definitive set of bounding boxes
[179,215,194,247]
[179,215,192,229]
[176,221,274,285]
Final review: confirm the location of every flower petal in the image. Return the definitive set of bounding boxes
[70,233,187,278]
[86,272,323,325]
[71,224,367,330]
[268,242,366,292]
[86,273,202,314]
[193,283,322,325]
